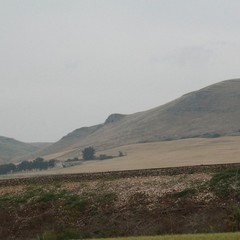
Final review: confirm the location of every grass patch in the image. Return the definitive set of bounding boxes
[172,188,197,198]
[35,190,67,203]
[95,192,118,203]
[95,232,240,240]
[210,168,240,198]
[36,232,240,240]
[0,188,69,206]
[0,184,117,213]
[0,187,43,205]
[64,194,88,210]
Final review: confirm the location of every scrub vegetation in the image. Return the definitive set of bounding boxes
[0,166,240,239]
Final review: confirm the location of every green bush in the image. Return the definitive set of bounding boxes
[210,168,240,198]
[64,194,88,210]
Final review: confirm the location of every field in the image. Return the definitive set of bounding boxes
[5,136,240,179]
[42,136,240,174]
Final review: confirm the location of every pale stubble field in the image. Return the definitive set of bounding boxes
[5,136,240,178]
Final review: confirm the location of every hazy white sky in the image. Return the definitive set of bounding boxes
[1,0,240,142]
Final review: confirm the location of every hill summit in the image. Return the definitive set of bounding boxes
[40,79,240,158]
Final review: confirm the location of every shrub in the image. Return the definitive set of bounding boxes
[210,168,240,198]
[64,194,88,210]
[82,147,95,160]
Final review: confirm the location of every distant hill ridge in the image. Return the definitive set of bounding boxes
[0,136,39,164]
[38,78,240,159]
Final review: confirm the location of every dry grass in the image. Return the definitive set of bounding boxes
[4,136,240,178]
[52,136,240,174]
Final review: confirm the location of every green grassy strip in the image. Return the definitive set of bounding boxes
[96,232,240,240]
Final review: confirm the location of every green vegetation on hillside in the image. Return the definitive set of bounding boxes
[210,168,240,198]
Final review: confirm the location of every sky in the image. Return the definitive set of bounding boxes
[1,0,240,142]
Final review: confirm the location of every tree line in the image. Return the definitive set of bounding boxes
[0,147,125,175]
[82,146,125,160]
[0,157,57,175]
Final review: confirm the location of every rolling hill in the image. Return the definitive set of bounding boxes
[39,78,240,159]
[0,136,40,164]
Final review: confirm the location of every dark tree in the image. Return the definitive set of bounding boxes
[48,159,56,168]
[0,163,16,175]
[33,157,45,170]
[82,147,95,160]
[118,151,124,157]
[17,161,32,171]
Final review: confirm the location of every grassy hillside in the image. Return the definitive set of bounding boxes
[3,79,240,163]
[28,142,52,149]
[0,136,40,164]
[40,124,103,156]
[38,79,240,158]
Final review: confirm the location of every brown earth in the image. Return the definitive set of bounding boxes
[0,167,237,240]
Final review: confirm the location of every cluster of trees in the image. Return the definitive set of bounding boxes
[0,157,57,175]
[82,147,95,160]
[82,147,125,161]
[0,147,126,175]
[0,163,16,175]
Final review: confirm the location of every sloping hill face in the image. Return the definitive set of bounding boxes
[0,136,39,164]
[40,124,103,156]
[41,79,240,158]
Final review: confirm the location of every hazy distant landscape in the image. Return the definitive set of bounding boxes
[1,79,240,173]
[2,79,240,239]
[2,1,240,239]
